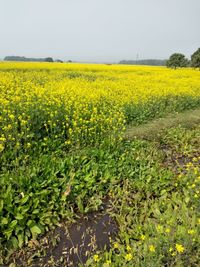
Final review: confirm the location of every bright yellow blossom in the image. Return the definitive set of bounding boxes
[188,229,195,235]
[175,244,185,253]
[149,245,155,252]
[124,253,133,261]
[0,144,5,152]
[140,235,146,241]
[93,254,100,262]
[113,242,119,249]
[126,245,131,251]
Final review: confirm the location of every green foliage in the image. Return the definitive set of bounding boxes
[0,136,172,257]
[191,48,200,69]
[4,56,54,62]
[124,95,200,125]
[86,126,200,267]
[166,53,188,69]
[44,57,54,63]
[1,126,200,266]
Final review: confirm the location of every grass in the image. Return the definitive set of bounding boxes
[125,107,200,140]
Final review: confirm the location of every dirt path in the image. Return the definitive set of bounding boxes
[125,107,200,140]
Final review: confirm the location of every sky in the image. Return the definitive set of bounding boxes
[0,0,200,62]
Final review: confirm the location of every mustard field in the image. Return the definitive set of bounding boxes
[1,62,200,155]
[0,62,200,266]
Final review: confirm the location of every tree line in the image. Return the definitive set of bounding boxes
[3,56,67,63]
[166,48,200,69]
[119,59,167,66]
[4,56,55,62]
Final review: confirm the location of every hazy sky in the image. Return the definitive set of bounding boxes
[0,0,200,62]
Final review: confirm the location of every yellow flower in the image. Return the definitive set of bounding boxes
[114,242,119,249]
[27,143,31,148]
[7,124,12,130]
[156,225,163,232]
[175,244,185,253]
[0,144,5,152]
[124,253,133,261]
[140,234,146,240]
[165,228,171,233]
[65,140,71,145]
[16,142,20,148]
[188,229,195,235]
[126,245,131,251]
[9,114,15,120]
[149,245,155,252]
[93,254,100,262]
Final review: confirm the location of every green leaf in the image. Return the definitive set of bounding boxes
[20,195,29,205]
[77,197,84,213]
[27,220,34,227]
[9,220,18,229]
[4,228,13,239]
[1,217,8,225]
[10,236,19,249]
[17,233,24,248]
[15,214,24,220]
[30,225,42,235]
[0,199,3,212]
[6,184,12,196]
[32,209,40,214]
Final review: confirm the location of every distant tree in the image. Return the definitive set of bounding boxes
[45,57,54,62]
[4,56,27,61]
[191,48,200,69]
[55,59,63,63]
[119,59,166,66]
[166,53,188,69]
[4,56,54,62]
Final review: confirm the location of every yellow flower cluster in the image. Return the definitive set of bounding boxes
[1,62,200,153]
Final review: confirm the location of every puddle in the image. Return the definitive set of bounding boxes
[27,211,118,266]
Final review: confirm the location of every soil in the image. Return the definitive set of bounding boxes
[160,144,200,174]
[6,203,118,267]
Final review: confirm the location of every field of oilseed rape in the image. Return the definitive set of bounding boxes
[0,62,200,266]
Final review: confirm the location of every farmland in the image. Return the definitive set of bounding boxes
[0,62,200,266]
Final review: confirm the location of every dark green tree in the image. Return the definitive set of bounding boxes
[166,53,188,69]
[55,59,63,63]
[191,48,200,69]
[45,57,54,62]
